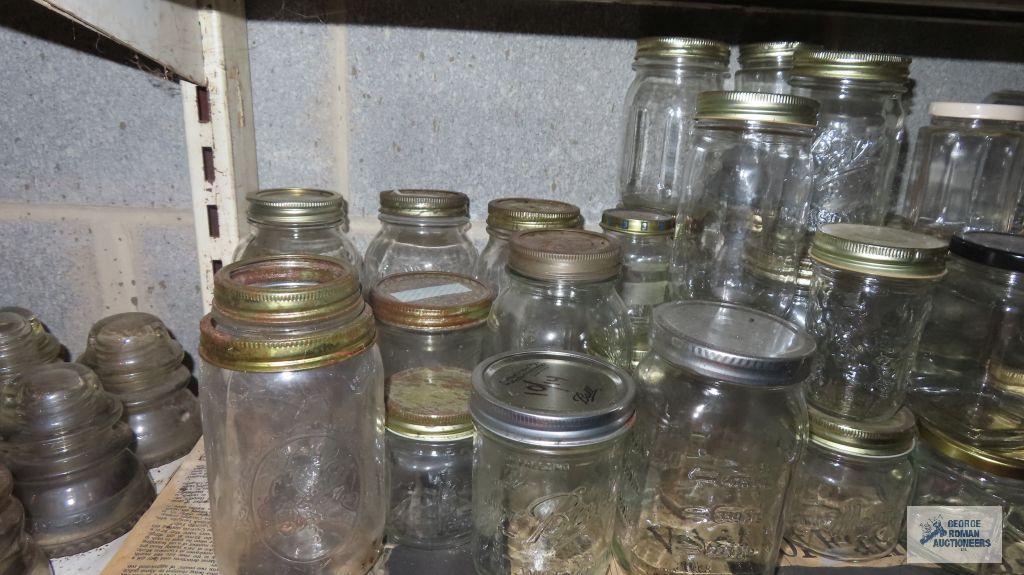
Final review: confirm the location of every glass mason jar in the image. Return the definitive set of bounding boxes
[363,189,478,292]
[0,363,155,557]
[670,91,819,320]
[470,350,636,575]
[475,198,582,294]
[784,406,916,561]
[487,229,632,370]
[898,103,1024,239]
[911,421,1024,574]
[199,255,385,574]
[807,224,947,421]
[618,37,730,213]
[0,307,63,387]
[0,465,50,575]
[600,209,674,370]
[615,301,815,575]
[233,188,362,272]
[735,41,822,94]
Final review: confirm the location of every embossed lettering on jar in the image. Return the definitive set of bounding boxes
[735,42,821,94]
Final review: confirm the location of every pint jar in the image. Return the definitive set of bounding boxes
[614,301,815,575]
[618,37,730,213]
[470,350,636,575]
[807,224,947,421]
[735,42,821,94]
[199,255,385,574]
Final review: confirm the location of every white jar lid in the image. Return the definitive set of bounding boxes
[929,102,1024,122]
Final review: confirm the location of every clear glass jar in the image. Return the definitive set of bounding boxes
[735,41,821,94]
[806,224,947,421]
[470,350,635,575]
[669,91,819,320]
[784,406,916,561]
[199,255,385,574]
[615,301,815,575]
[618,37,730,213]
[898,103,1024,239]
[363,189,478,292]
[475,198,582,294]
[486,229,632,370]
[600,209,674,370]
[0,465,51,575]
[0,307,63,387]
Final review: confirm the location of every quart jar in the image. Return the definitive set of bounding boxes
[618,37,730,213]
[783,406,916,561]
[669,91,819,319]
[475,198,582,294]
[0,308,62,386]
[363,189,478,292]
[735,41,821,94]
[0,465,50,575]
[807,224,947,421]
[233,188,362,271]
[486,229,632,370]
[600,208,674,369]
[614,300,815,575]
[899,103,1024,239]
[199,255,385,574]
[470,350,635,575]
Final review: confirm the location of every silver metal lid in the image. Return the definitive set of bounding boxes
[470,350,636,448]
[651,300,816,386]
[246,188,348,226]
[379,189,469,218]
[508,229,621,282]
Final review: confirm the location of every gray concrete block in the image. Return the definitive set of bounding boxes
[134,226,204,361]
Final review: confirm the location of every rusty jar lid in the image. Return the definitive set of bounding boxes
[509,229,621,282]
[246,188,348,226]
[486,198,583,233]
[379,189,469,218]
[370,272,493,331]
[386,366,474,440]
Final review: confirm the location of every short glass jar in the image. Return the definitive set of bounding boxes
[784,406,917,561]
[0,307,62,386]
[735,41,822,94]
[199,255,385,574]
[486,229,632,370]
[600,209,674,370]
[669,91,819,319]
[475,198,582,294]
[363,189,478,292]
[806,224,947,421]
[618,37,730,213]
[615,301,815,575]
[471,350,635,575]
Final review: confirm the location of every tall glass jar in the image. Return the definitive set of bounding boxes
[470,350,635,575]
[615,301,815,575]
[898,103,1024,239]
[670,91,819,320]
[486,229,632,370]
[807,224,947,421]
[363,189,477,292]
[600,209,674,370]
[618,37,730,213]
[0,308,62,386]
[735,41,821,94]
[784,406,916,561]
[199,255,385,574]
[475,198,582,294]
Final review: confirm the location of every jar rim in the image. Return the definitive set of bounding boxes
[370,272,493,331]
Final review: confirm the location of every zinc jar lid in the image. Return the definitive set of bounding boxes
[509,229,621,282]
[635,37,730,65]
[811,224,948,279]
[470,350,635,448]
[950,232,1024,273]
[379,189,469,218]
[387,366,474,440]
[919,420,1024,480]
[809,405,917,458]
[370,272,493,331]
[696,91,820,128]
[486,198,582,232]
[738,41,822,69]
[791,49,911,83]
[600,209,675,236]
[651,300,816,387]
[246,188,347,226]
[929,102,1024,123]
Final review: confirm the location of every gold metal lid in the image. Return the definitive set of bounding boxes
[379,189,469,218]
[386,366,474,440]
[791,49,911,84]
[486,198,582,233]
[809,405,916,457]
[635,37,730,65]
[810,224,948,279]
[738,41,822,69]
[246,188,347,226]
[990,361,1024,393]
[509,229,621,282]
[200,255,375,372]
[370,272,493,331]
[696,91,820,128]
[919,419,1024,480]
[600,209,675,236]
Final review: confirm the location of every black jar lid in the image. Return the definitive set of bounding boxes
[950,232,1024,273]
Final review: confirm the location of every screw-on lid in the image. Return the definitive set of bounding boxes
[919,419,1024,480]
[470,350,635,448]
[370,272,493,331]
[738,41,822,69]
[0,308,62,383]
[600,209,675,236]
[509,229,621,282]
[811,224,948,279]
[791,49,911,84]
[635,37,730,66]
[809,405,916,457]
[696,91,820,128]
[950,232,1024,273]
[386,366,474,440]
[650,300,816,386]
[246,188,348,226]
[929,102,1024,123]
[486,198,583,233]
[379,189,469,218]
